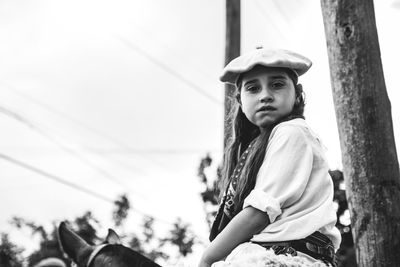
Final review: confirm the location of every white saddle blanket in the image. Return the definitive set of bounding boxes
[211,242,328,267]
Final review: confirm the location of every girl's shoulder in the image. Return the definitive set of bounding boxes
[271,118,309,136]
[270,118,323,146]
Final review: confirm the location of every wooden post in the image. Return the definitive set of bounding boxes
[224,0,240,149]
[320,0,400,266]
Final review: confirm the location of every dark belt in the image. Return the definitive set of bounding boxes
[251,231,337,267]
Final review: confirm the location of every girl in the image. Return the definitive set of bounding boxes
[199,48,341,267]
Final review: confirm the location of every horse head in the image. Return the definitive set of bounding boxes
[58,222,161,267]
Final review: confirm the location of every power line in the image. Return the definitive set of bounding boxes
[0,104,200,226]
[270,0,294,30]
[85,148,220,155]
[0,152,114,203]
[117,36,223,106]
[0,83,161,174]
[0,81,199,175]
[0,104,146,199]
[0,152,174,225]
[252,0,289,42]
[126,20,216,82]
[2,146,221,155]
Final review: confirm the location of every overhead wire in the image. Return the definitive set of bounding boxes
[117,36,223,106]
[0,82,221,221]
[0,31,223,230]
[0,152,174,225]
[125,20,216,82]
[252,0,289,43]
[85,147,220,155]
[0,104,147,200]
[270,0,294,30]
[0,6,235,243]
[0,90,215,225]
[0,81,211,173]
[0,152,114,203]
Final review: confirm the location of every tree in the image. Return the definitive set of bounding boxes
[73,211,100,245]
[161,218,197,257]
[113,194,130,228]
[9,217,68,267]
[128,216,169,262]
[198,154,221,228]
[3,195,198,266]
[320,0,400,265]
[0,233,24,267]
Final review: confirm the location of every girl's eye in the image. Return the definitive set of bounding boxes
[245,85,260,92]
[271,81,285,89]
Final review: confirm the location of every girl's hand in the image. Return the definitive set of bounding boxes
[199,207,270,267]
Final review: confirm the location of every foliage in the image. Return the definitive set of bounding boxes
[161,218,197,257]
[113,194,130,228]
[198,154,222,228]
[197,155,357,267]
[73,211,100,245]
[329,170,357,267]
[0,233,24,267]
[127,216,169,262]
[9,217,68,266]
[1,194,197,266]
[10,217,47,241]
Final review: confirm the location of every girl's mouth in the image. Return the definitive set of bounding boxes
[257,106,276,112]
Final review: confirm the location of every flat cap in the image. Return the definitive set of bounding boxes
[220,48,312,84]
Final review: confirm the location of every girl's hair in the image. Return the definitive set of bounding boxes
[220,67,306,214]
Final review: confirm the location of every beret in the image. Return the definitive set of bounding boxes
[220,48,312,84]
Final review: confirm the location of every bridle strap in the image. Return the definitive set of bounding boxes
[86,244,110,267]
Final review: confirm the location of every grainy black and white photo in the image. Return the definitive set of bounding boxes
[1,1,399,266]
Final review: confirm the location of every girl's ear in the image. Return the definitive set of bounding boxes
[236,93,242,105]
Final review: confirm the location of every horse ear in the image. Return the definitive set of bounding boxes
[105,229,121,244]
[58,221,93,266]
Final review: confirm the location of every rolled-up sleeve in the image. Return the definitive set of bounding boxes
[243,125,313,223]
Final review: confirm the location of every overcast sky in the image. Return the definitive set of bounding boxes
[1,0,399,264]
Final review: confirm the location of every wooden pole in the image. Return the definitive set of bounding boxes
[320,0,400,266]
[223,0,240,149]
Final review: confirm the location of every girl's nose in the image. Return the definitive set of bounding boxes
[259,88,273,103]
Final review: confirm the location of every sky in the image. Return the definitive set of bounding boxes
[0,0,399,265]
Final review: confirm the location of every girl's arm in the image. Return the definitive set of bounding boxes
[199,206,270,267]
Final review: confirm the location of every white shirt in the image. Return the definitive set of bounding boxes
[242,118,342,250]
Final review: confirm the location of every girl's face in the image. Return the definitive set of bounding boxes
[238,66,296,130]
